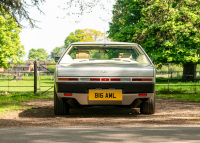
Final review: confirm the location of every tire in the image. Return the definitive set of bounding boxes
[54,87,69,115]
[140,95,155,114]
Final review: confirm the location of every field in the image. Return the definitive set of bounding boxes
[0,74,54,93]
[156,81,200,94]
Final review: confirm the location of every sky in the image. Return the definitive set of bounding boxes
[19,0,115,60]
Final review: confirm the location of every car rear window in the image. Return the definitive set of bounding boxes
[59,45,151,65]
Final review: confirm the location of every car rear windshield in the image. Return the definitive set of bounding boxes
[59,45,151,65]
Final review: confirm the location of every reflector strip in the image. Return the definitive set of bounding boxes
[58,78,79,81]
[110,78,121,81]
[64,94,72,96]
[132,78,152,81]
[101,78,109,81]
[141,79,153,81]
[132,79,142,81]
[90,78,100,81]
[139,94,147,97]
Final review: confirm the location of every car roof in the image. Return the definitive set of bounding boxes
[71,41,138,46]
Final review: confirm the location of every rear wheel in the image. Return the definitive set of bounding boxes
[54,87,69,115]
[140,95,155,114]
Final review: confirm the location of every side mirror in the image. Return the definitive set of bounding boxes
[55,57,60,62]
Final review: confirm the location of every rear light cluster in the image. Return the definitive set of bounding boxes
[58,78,79,81]
[90,78,100,81]
[132,78,152,81]
[58,78,152,82]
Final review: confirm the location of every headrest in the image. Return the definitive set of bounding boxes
[76,51,90,59]
[118,53,132,58]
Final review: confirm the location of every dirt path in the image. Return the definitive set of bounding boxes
[0,98,200,128]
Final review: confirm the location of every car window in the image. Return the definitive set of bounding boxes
[59,45,150,65]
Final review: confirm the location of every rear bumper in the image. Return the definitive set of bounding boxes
[57,92,154,106]
[56,82,155,93]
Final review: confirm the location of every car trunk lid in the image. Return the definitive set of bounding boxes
[57,63,154,77]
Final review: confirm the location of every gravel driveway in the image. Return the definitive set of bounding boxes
[0,98,200,128]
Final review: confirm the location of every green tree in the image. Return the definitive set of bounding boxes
[50,46,64,60]
[28,48,48,61]
[65,32,80,48]
[0,13,25,68]
[1,0,114,27]
[108,0,200,81]
[108,0,144,42]
[0,0,45,27]
[64,29,105,48]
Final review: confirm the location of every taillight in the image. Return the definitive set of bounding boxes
[58,78,79,81]
[110,78,121,81]
[64,93,72,96]
[139,94,147,97]
[141,79,153,81]
[90,78,100,81]
[132,78,152,81]
[101,78,109,81]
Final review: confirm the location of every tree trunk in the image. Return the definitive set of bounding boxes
[182,63,196,82]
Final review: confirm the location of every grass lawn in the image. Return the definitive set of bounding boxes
[156,94,200,102]
[0,93,53,117]
[0,75,54,93]
[156,81,200,94]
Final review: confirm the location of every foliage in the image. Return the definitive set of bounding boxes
[64,29,105,48]
[61,0,115,22]
[0,12,25,68]
[156,64,183,72]
[50,46,64,60]
[0,0,45,27]
[0,0,115,27]
[108,0,200,65]
[47,62,56,72]
[28,48,48,61]
[78,29,105,42]
[65,32,80,48]
[108,0,144,42]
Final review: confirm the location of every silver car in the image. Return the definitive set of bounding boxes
[54,42,155,115]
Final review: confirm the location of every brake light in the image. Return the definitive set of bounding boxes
[101,78,109,81]
[90,78,100,81]
[132,78,152,81]
[110,78,121,81]
[141,79,153,81]
[64,94,72,96]
[58,78,79,81]
[139,94,147,97]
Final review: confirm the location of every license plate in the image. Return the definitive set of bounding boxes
[89,90,122,101]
